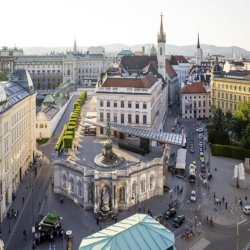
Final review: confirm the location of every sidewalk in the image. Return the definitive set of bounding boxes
[1,166,37,244]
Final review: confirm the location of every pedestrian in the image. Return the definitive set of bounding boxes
[222,196,225,203]
[138,204,141,212]
[147,209,150,215]
[96,217,99,225]
[22,196,25,203]
[219,200,221,206]
[11,208,14,218]
[225,202,228,210]
[177,185,179,192]
[23,230,27,240]
[239,198,243,206]
[213,193,216,200]
[187,199,190,205]
[206,216,209,224]
[115,216,118,223]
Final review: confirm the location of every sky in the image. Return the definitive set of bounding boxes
[1,0,250,50]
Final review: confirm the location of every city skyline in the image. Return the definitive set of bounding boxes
[1,0,250,50]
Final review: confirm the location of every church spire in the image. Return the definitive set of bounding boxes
[157,13,166,43]
[73,39,77,54]
[197,33,200,49]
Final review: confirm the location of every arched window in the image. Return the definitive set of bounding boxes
[69,177,74,193]
[77,180,82,197]
[62,173,67,189]
[150,176,154,190]
[141,178,145,193]
[119,186,125,203]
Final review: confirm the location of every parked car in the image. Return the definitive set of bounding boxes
[243,205,250,215]
[189,146,195,153]
[172,215,185,228]
[190,190,196,201]
[154,214,164,224]
[164,208,177,220]
[198,133,203,139]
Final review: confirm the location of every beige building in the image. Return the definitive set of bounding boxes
[181,82,211,119]
[211,69,250,113]
[0,69,36,221]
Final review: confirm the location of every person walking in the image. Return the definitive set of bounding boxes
[222,196,225,203]
[225,202,228,210]
[22,196,25,203]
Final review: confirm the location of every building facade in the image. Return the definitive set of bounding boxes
[0,46,23,77]
[211,70,250,113]
[170,56,190,84]
[15,55,63,91]
[53,156,164,213]
[0,69,36,221]
[181,82,211,119]
[96,73,167,131]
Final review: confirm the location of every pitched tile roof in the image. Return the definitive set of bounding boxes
[165,59,177,78]
[181,82,207,94]
[102,74,158,89]
[170,55,189,65]
[120,56,151,71]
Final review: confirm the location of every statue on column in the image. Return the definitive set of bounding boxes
[105,122,111,142]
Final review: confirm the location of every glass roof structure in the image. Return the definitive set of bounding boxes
[84,119,186,147]
[79,213,175,250]
[0,70,34,114]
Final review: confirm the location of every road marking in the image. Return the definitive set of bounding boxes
[238,219,247,225]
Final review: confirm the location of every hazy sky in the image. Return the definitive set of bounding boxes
[1,0,250,50]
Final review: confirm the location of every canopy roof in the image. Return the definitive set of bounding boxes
[79,213,175,250]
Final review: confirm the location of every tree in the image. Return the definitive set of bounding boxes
[0,71,8,81]
[211,108,225,131]
[241,123,250,149]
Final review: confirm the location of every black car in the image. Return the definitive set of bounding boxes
[164,208,176,220]
[172,215,185,228]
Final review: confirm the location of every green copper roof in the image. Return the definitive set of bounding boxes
[79,213,175,250]
[43,93,55,104]
[150,46,157,56]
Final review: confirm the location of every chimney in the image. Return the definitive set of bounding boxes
[142,46,145,54]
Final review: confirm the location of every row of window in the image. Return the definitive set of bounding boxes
[185,109,210,114]
[100,112,148,124]
[217,101,237,111]
[216,83,250,92]
[184,95,209,99]
[36,123,47,129]
[100,100,147,109]
[217,92,249,102]
[132,176,155,194]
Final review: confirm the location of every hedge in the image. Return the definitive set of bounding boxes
[55,125,67,151]
[65,130,74,136]
[211,144,250,160]
[63,135,73,149]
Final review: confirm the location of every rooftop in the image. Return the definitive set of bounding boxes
[181,82,207,94]
[100,74,158,89]
[79,213,175,250]
[0,70,35,114]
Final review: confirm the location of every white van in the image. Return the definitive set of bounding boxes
[243,205,250,215]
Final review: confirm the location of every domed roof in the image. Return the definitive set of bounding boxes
[150,46,157,56]
[43,92,55,104]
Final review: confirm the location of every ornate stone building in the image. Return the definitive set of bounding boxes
[53,149,164,213]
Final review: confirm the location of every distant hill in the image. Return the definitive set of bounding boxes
[22,44,250,58]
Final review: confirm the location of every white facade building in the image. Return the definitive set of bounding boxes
[96,73,167,131]
[170,56,190,84]
[181,82,211,119]
[0,69,36,221]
